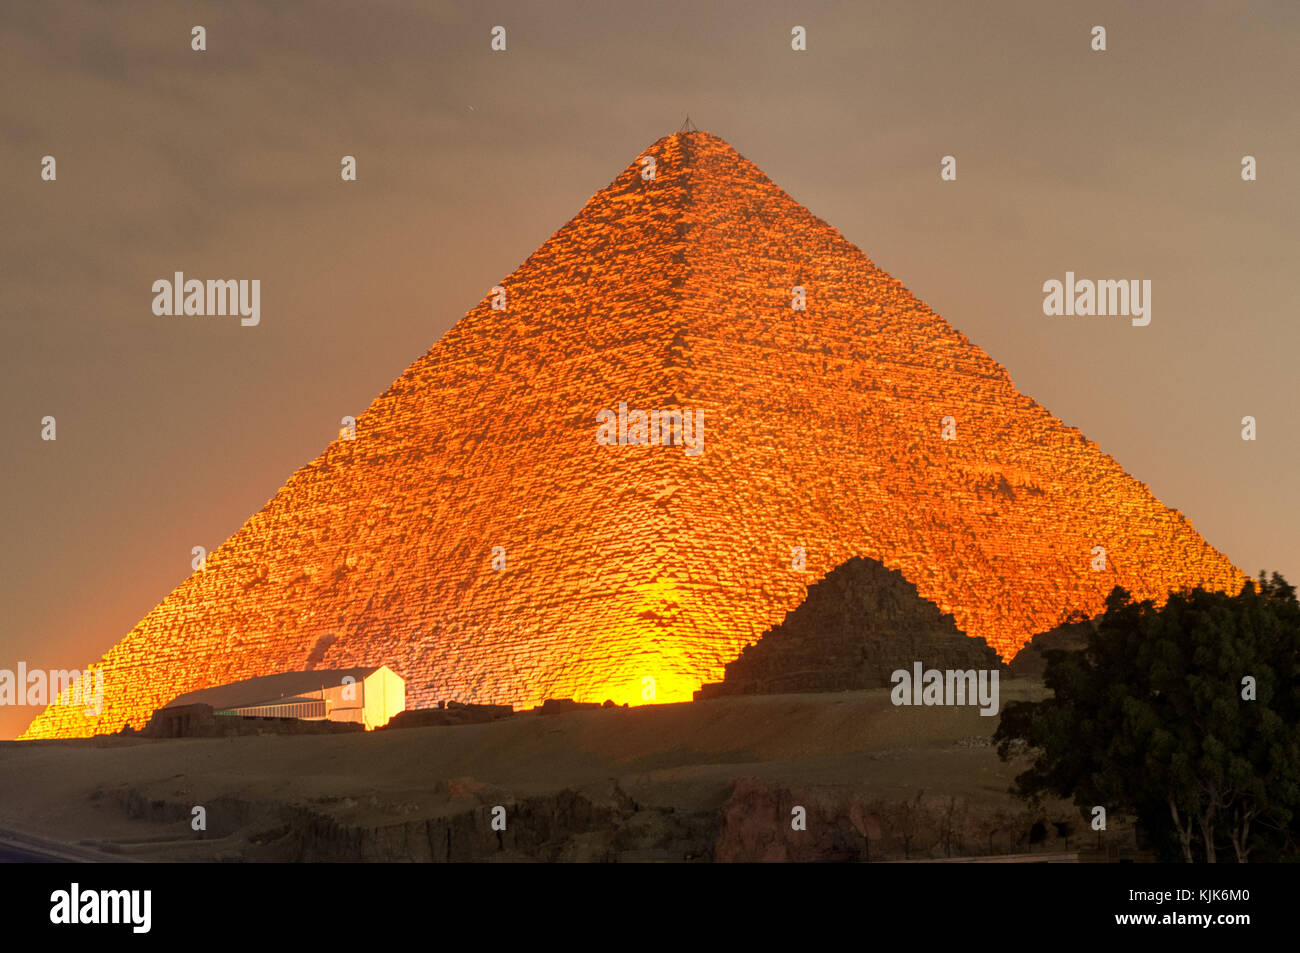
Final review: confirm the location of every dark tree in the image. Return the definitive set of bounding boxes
[995,575,1300,862]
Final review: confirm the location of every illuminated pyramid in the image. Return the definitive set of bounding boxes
[23,131,1245,738]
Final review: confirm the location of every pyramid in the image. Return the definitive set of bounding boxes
[23,131,1245,739]
[696,556,1005,697]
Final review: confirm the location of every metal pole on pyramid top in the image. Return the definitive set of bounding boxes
[680,115,698,132]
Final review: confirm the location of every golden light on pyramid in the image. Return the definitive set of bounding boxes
[22,131,1246,739]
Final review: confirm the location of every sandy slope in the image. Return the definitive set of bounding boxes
[0,684,1072,861]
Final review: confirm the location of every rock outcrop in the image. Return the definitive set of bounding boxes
[1008,617,1096,679]
[380,701,514,730]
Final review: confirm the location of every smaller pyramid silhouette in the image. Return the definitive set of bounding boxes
[697,556,1005,697]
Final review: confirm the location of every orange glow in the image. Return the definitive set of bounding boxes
[21,131,1246,739]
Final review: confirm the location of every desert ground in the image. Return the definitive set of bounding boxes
[0,681,1127,862]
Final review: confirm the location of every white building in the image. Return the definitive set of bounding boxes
[163,666,405,730]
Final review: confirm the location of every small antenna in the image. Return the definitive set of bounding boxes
[680,115,698,133]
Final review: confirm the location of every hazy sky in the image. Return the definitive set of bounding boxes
[2,0,1297,738]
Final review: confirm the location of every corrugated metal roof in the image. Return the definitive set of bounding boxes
[164,667,385,712]
[217,698,329,720]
